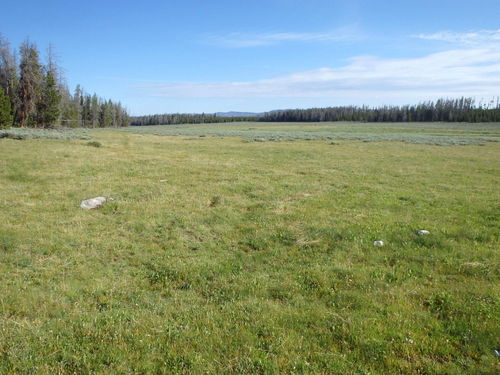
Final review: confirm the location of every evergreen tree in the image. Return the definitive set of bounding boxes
[17,40,42,127]
[0,86,13,128]
[58,84,79,127]
[0,35,129,128]
[91,94,99,127]
[82,94,91,127]
[0,34,19,120]
[72,84,83,126]
[99,100,113,127]
[36,70,61,127]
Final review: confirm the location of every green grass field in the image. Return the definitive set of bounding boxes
[119,121,500,145]
[1,122,499,374]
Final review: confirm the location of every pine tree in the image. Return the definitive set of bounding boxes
[17,40,42,127]
[91,94,99,127]
[99,100,113,127]
[0,34,19,120]
[37,70,61,127]
[58,84,78,127]
[82,95,91,127]
[0,86,13,128]
[72,84,83,126]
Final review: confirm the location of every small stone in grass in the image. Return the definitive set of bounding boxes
[80,197,112,209]
[417,230,430,236]
[373,240,384,247]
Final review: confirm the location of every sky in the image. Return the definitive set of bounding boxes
[2,0,500,115]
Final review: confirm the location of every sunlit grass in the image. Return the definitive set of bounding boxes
[0,125,499,374]
[120,121,500,145]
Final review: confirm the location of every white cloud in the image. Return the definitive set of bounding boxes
[202,27,363,48]
[132,44,500,103]
[414,29,500,46]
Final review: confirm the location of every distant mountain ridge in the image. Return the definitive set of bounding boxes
[215,111,261,117]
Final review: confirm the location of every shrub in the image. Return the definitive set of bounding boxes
[86,141,102,148]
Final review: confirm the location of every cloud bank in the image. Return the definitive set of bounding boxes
[133,29,500,104]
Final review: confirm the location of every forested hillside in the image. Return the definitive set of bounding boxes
[259,98,500,123]
[0,35,129,129]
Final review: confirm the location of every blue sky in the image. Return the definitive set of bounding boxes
[2,0,500,115]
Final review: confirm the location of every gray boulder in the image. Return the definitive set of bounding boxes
[80,197,112,209]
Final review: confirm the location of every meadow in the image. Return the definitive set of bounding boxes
[0,122,499,374]
[120,121,500,145]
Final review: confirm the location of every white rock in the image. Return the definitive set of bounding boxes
[80,197,109,209]
[417,230,430,236]
[373,240,384,247]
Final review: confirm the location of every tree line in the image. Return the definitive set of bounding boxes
[259,98,500,123]
[0,34,129,129]
[130,113,257,126]
[130,97,500,126]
